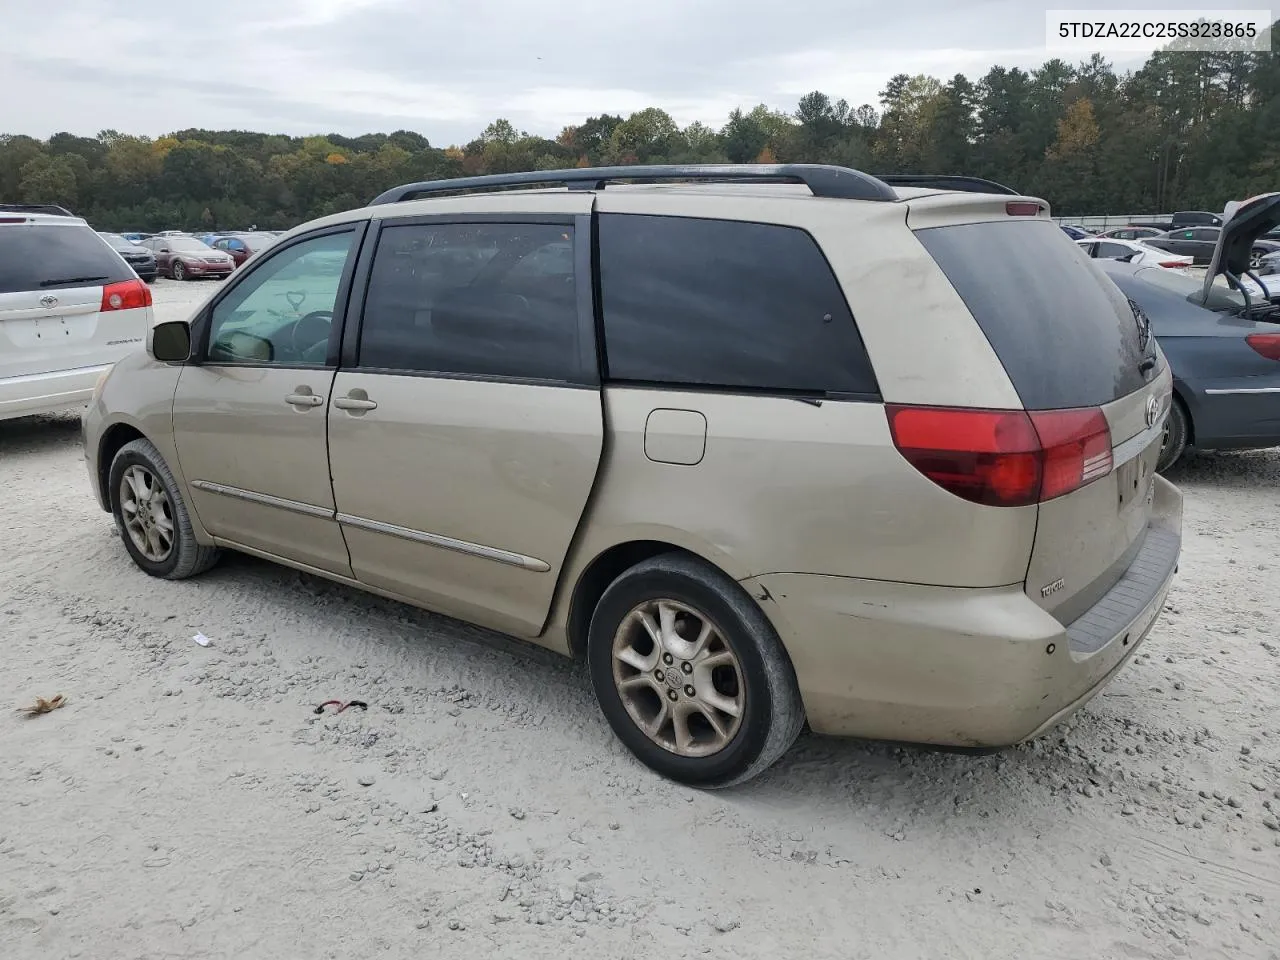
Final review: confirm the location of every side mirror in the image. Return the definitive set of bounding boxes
[148,321,191,362]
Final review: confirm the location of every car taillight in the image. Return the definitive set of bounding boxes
[1158,260,1188,268]
[100,278,152,312]
[886,405,1113,508]
[1246,333,1280,360]
[1006,201,1043,216]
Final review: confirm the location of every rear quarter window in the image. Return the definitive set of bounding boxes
[0,224,134,293]
[915,219,1149,409]
[598,214,878,396]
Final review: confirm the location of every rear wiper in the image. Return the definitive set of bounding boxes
[38,275,108,287]
[790,396,824,407]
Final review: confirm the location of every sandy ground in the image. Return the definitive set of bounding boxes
[2,279,1279,960]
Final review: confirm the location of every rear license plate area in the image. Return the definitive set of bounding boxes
[1116,455,1152,512]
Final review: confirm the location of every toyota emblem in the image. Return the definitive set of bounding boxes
[1144,395,1160,429]
[39,294,58,308]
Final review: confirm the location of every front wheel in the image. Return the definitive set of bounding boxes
[587,553,805,788]
[109,438,220,579]
[1156,397,1190,473]
[172,260,187,281]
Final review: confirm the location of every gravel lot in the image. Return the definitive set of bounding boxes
[3,278,1279,959]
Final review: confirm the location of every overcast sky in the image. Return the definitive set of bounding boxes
[0,0,1244,145]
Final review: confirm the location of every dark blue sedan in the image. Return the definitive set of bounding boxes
[1098,261,1280,471]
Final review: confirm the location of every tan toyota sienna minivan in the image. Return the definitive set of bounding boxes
[82,164,1183,787]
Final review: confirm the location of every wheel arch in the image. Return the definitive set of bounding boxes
[565,539,739,660]
[1171,383,1195,446]
[97,421,147,511]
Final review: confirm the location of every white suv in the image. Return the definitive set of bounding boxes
[0,205,153,421]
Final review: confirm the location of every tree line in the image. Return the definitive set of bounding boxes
[4,29,1280,231]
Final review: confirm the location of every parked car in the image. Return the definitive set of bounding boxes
[1,208,152,421]
[82,164,1181,787]
[1075,237,1193,269]
[1145,226,1280,267]
[1170,210,1222,228]
[1255,250,1280,277]
[98,232,158,282]
[209,232,278,267]
[1097,192,1280,471]
[1097,226,1165,240]
[1127,212,1224,234]
[1060,224,1093,240]
[138,236,235,281]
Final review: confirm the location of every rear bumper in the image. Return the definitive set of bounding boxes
[745,475,1184,747]
[0,364,111,422]
[1184,377,1280,450]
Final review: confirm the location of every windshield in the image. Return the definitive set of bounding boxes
[917,219,1150,408]
[0,225,135,293]
[170,238,213,252]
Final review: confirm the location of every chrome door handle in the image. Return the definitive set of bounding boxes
[285,393,324,407]
[333,396,378,411]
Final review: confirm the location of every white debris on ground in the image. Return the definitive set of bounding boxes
[1,280,1278,958]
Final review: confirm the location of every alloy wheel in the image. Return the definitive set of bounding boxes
[610,598,744,757]
[119,464,175,562]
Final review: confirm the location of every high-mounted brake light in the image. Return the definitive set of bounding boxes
[1005,201,1042,217]
[100,278,152,312]
[1246,333,1280,361]
[886,405,1113,508]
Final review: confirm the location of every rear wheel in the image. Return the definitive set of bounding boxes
[172,260,186,281]
[109,438,220,579]
[1251,248,1265,270]
[587,553,805,788]
[1157,397,1190,473]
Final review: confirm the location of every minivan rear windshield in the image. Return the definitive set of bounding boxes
[0,225,134,294]
[915,219,1150,409]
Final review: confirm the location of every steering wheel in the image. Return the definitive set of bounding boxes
[289,310,333,359]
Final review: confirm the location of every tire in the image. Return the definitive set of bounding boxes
[1251,248,1265,270]
[587,552,805,788]
[172,260,186,281]
[108,438,220,579]
[1157,396,1190,473]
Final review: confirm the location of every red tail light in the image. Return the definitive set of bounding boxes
[1158,260,1189,268]
[100,278,152,312]
[1006,201,1042,217]
[1246,333,1280,360]
[886,405,1113,508]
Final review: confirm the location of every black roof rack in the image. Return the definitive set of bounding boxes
[0,203,76,217]
[872,175,1020,196]
[369,164,899,206]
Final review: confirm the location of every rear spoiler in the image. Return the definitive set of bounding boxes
[874,175,1020,196]
[0,203,76,217]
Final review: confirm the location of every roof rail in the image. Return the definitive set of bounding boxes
[0,202,76,217]
[368,164,899,206]
[873,175,1020,196]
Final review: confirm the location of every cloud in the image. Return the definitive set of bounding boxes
[0,0,1184,143]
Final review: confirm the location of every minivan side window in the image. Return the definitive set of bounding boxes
[357,222,580,382]
[597,214,878,396]
[205,230,354,366]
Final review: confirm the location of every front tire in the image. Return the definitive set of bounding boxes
[172,260,187,281]
[587,553,805,788]
[108,438,220,579]
[1157,397,1190,473]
